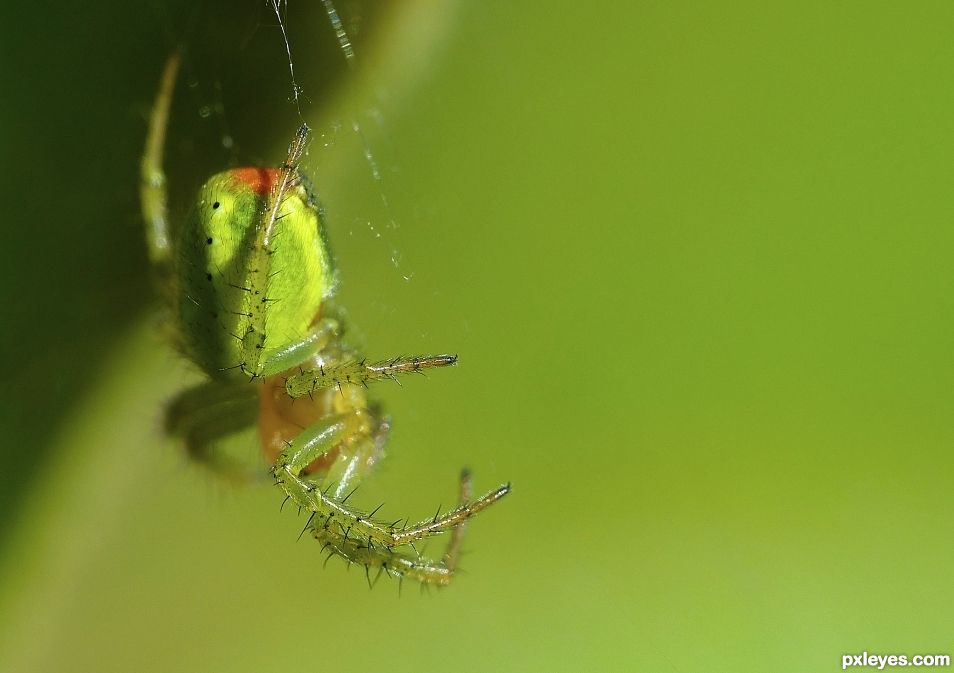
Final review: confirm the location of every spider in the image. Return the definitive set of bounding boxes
[139,54,510,587]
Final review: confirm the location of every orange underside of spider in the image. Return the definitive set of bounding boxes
[258,373,345,475]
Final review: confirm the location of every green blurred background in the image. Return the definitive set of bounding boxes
[2,2,954,671]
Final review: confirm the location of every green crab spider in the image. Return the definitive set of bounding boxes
[139,54,510,587]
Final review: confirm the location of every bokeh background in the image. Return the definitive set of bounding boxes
[2,2,954,671]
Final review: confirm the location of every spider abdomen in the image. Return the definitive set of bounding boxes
[175,168,334,379]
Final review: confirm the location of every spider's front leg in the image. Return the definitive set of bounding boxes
[272,406,510,586]
[140,52,180,277]
[283,354,459,397]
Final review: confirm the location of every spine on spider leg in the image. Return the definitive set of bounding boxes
[240,125,311,376]
[284,354,458,397]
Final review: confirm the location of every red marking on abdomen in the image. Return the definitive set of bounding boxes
[229,167,280,196]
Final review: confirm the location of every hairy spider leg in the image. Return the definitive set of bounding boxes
[269,330,508,555]
[271,394,510,586]
[258,318,340,378]
[284,354,459,398]
[313,469,480,587]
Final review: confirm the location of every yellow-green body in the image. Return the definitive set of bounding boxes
[176,169,334,379]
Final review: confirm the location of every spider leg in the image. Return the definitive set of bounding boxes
[141,52,180,273]
[312,468,498,586]
[165,380,260,482]
[441,468,473,572]
[272,412,510,585]
[284,354,458,398]
[320,412,390,500]
[258,317,340,378]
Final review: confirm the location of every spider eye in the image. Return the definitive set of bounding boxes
[212,201,221,210]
